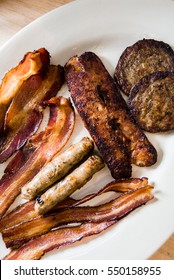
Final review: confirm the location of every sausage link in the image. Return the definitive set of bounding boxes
[35,155,104,215]
[21,137,94,200]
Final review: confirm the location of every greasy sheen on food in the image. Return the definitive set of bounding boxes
[3,184,153,258]
[128,71,174,132]
[0,177,148,232]
[0,97,75,218]
[0,48,50,131]
[0,65,64,163]
[65,51,157,179]
[2,185,153,248]
[3,221,115,260]
[21,137,94,200]
[35,155,104,215]
[114,39,174,95]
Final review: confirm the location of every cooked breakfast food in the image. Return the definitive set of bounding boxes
[0,48,50,131]
[114,39,174,95]
[0,65,64,163]
[0,177,148,232]
[35,155,104,215]
[0,45,158,260]
[65,51,157,179]
[0,97,75,218]
[22,137,94,200]
[3,185,153,248]
[3,221,115,260]
[3,184,153,259]
[128,71,174,132]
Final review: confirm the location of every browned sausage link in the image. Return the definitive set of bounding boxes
[65,52,157,172]
[35,155,104,215]
[65,55,132,179]
[21,137,94,200]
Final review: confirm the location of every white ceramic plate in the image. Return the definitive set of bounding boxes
[0,0,174,260]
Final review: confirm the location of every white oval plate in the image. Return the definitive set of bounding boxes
[0,0,174,260]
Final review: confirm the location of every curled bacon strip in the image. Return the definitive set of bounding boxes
[0,65,64,163]
[0,97,75,218]
[2,185,153,248]
[0,177,148,231]
[3,221,115,260]
[0,48,50,131]
[3,185,153,259]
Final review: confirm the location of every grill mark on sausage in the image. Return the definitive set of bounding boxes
[65,52,157,178]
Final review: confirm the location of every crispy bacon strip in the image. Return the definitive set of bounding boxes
[2,185,153,248]
[0,97,75,218]
[0,48,50,131]
[0,177,148,231]
[3,221,115,260]
[3,185,153,259]
[92,177,148,195]
[0,200,39,232]
[0,198,76,232]
[0,65,64,163]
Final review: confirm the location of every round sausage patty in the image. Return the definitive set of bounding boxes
[114,39,174,95]
[128,71,174,132]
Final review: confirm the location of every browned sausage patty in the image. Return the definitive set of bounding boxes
[114,39,174,95]
[128,71,174,132]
